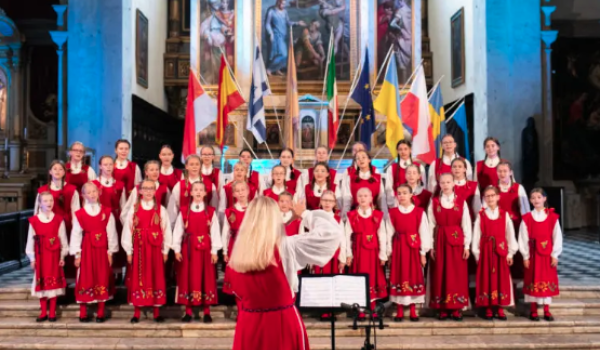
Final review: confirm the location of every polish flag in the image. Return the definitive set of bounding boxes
[400,65,433,163]
[182,68,217,161]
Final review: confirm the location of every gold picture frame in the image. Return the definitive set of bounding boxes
[136,9,149,89]
[450,7,465,88]
[256,119,283,151]
[197,122,236,147]
[334,118,358,150]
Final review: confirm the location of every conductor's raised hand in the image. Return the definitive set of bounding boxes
[292,200,307,219]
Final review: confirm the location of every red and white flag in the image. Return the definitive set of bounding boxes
[182,69,217,161]
[401,65,432,162]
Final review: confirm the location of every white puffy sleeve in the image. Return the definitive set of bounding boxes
[280,210,344,292]
[471,213,482,261]
[167,183,181,228]
[217,186,227,220]
[337,217,347,263]
[419,163,427,189]
[427,160,438,193]
[58,221,69,259]
[427,201,437,248]
[385,217,394,258]
[107,214,119,254]
[344,219,353,259]
[462,201,473,249]
[160,206,172,255]
[121,210,134,256]
[466,159,473,181]
[71,192,81,214]
[221,216,231,256]
[69,213,83,256]
[377,218,388,262]
[134,165,143,186]
[87,167,97,181]
[385,166,396,208]
[335,185,344,212]
[378,181,388,219]
[171,213,184,254]
[217,171,225,194]
[551,220,563,259]
[209,184,219,209]
[472,186,482,215]
[25,224,36,262]
[119,190,127,210]
[419,210,431,256]
[120,188,138,224]
[210,212,222,255]
[518,184,531,215]
[518,220,530,261]
[341,174,353,217]
[505,212,518,259]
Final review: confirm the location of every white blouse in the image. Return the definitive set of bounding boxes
[121,200,172,255]
[343,207,388,262]
[455,178,483,215]
[167,177,218,227]
[114,159,143,187]
[518,209,563,260]
[473,156,500,182]
[426,154,473,192]
[386,204,431,257]
[172,201,222,255]
[160,166,174,176]
[221,203,247,256]
[97,176,128,209]
[341,170,388,218]
[25,212,69,262]
[121,181,171,224]
[471,207,518,261]
[426,193,473,249]
[34,181,81,215]
[68,161,97,180]
[69,203,119,256]
[384,160,427,208]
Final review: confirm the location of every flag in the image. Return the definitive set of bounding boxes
[400,65,431,162]
[447,102,470,162]
[429,83,447,159]
[326,37,339,149]
[351,48,375,150]
[284,29,299,150]
[182,68,217,161]
[373,52,405,159]
[216,56,245,149]
[247,43,271,144]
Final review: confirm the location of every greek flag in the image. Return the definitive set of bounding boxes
[247,43,271,144]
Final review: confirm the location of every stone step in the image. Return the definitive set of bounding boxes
[0,316,600,338]
[1,333,600,350]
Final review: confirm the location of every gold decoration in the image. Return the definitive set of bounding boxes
[95,233,102,241]
[228,211,236,223]
[366,235,373,243]
[541,240,548,249]
[49,237,56,245]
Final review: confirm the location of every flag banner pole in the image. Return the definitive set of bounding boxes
[445,98,465,123]
[272,105,284,145]
[335,111,362,170]
[232,121,267,173]
[317,27,335,146]
[372,143,388,159]
[263,139,275,159]
[372,46,394,93]
[219,47,245,97]
[427,75,444,98]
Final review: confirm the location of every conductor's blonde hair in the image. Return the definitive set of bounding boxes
[229,196,283,273]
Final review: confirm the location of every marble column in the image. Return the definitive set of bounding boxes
[540,30,558,186]
[49,31,68,160]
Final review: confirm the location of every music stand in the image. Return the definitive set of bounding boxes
[296,274,369,350]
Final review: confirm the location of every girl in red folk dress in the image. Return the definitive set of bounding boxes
[300,162,344,212]
[302,146,339,188]
[427,134,473,193]
[92,156,127,277]
[475,137,503,192]
[168,155,218,227]
[228,197,343,350]
[266,148,304,194]
[172,182,221,323]
[218,162,258,220]
[121,179,173,323]
[387,184,431,322]
[221,181,250,302]
[472,186,518,321]
[263,165,296,202]
[343,142,375,177]
[280,192,303,237]
[496,161,530,279]
[451,158,482,221]
[65,142,96,194]
[113,139,142,197]
[385,140,427,209]
[70,182,118,323]
[25,192,68,322]
[199,146,224,205]
[405,164,432,211]
[238,149,264,193]
[342,151,386,212]
[344,188,388,319]
[519,188,562,322]
[158,145,183,192]
[121,160,171,223]
[35,160,80,279]
[427,173,472,321]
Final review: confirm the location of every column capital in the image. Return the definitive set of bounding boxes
[52,5,67,27]
[541,6,556,27]
[49,31,68,49]
[541,30,558,50]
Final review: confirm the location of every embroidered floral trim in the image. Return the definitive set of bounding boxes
[36,276,65,289]
[78,285,108,297]
[431,293,467,306]
[524,281,558,293]
[477,290,508,302]
[132,288,165,300]
[390,281,425,294]
[178,291,216,302]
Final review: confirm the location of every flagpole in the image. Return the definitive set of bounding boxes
[317,27,335,147]
[372,46,394,94]
[219,47,245,98]
[231,121,267,173]
[335,111,362,170]
[445,100,465,124]
[255,34,285,144]
[427,75,444,98]
[372,143,389,159]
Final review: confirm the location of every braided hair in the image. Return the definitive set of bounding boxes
[353,150,376,184]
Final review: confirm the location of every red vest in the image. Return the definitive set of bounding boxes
[349,172,381,209]
[159,168,183,191]
[284,218,302,236]
[201,168,221,204]
[248,170,260,190]
[182,206,215,251]
[431,196,466,246]
[75,207,112,250]
[522,210,558,257]
[92,179,125,216]
[285,168,302,193]
[347,209,384,250]
[225,206,246,254]
[390,162,408,190]
[413,190,432,211]
[454,180,478,220]
[113,161,138,195]
[388,207,423,249]
[223,181,257,209]
[132,205,164,248]
[38,184,77,231]
[28,215,66,291]
[476,160,503,192]
[263,188,294,202]
[308,167,337,188]
[65,163,90,193]
[498,183,522,223]
[478,209,509,257]
[304,183,337,210]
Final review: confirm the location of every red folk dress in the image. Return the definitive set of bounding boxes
[223,181,257,209]
[222,206,246,294]
[66,163,93,193]
[428,196,470,310]
[27,215,67,297]
[348,172,382,210]
[201,167,221,204]
[413,188,433,211]
[304,183,337,210]
[498,182,528,278]
[113,161,139,196]
[453,180,480,221]
[347,209,388,301]
[264,187,295,202]
[285,168,303,193]
[175,206,219,306]
[159,167,183,191]
[388,206,427,304]
[475,159,502,192]
[73,207,116,303]
[92,179,126,269]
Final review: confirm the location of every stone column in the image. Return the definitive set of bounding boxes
[540,30,558,186]
[169,0,180,38]
[49,31,68,160]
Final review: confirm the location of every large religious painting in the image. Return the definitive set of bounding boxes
[199,0,236,85]
[376,0,413,84]
[450,8,465,88]
[136,9,149,88]
[259,0,353,81]
[198,122,236,147]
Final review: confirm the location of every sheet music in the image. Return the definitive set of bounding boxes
[333,275,368,308]
[298,277,334,307]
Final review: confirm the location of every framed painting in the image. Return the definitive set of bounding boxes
[256,0,358,83]
[375,0,414,85]
[256,119,283,151]
[334,118,357,150]
[450,7,465,87]
[198,122,236,147]
[136,9,149,88]
[198,0,236,85]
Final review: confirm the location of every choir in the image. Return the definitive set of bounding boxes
[25,137,564,328]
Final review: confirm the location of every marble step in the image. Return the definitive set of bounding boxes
[2,333,600,350]
[1,316,600,338]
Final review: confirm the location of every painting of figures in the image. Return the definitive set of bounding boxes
[261,0,351,81]
[199,0,235,84]
[376,0,412,84]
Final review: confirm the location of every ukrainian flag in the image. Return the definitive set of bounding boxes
[374,52,404,159]
[428,84,446,158]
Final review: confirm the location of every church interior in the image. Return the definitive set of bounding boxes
[0,0,598,349]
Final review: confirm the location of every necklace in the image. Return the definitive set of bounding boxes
[104,177,110,185]
[43,212,50,220]
[195,204,200,210]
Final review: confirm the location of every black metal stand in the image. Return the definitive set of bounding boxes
[330,307,336,350]
[347,308,388,350]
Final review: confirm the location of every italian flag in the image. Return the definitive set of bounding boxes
[326,44,338,149]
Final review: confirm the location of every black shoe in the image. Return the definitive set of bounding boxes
[393,316,403,322]
[35,316,48,323]
[181,314,192,323]
[96,317,106,323]
[203,314,213,323]
[483,314,493,321]
[79,316,91,323]
[130,317,139,323]
[544,314,554,322]
[495,314,508,321]
[452,313,463,321]
[154,316,165,323]
[410,316,419,322]
[529,314,540,321]
[438,313,448,321]
[48,317,57,322]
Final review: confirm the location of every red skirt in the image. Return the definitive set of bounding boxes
[313,248,341,274]
[475,239,512,307]
[523,252,559,298]
[429,228,469,310]
[75,238,115,303]
[176,241,218,306]
[127,241,167,307]
[351,246,387,301]
[389,234,425,297]
[233,305,309,350]
[222,235,238,295]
